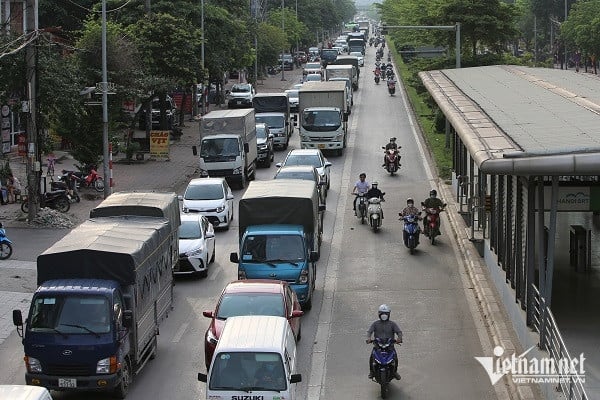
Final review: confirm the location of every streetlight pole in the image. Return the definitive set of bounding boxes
[564,0,568,69]
[295,0,298,56]
[201,0,206,115]
[101,0,110,198]
[281,0,285,81]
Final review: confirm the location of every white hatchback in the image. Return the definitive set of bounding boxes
[180,177,234,230]
[349,51,364,66]
[176,213,216,277]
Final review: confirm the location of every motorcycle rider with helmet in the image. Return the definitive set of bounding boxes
[422,189,446,236]
[399,198,420,217]
[365,182,385,219]
[382,137,400,167]
[352,173,370,216]
[366,304,402,380]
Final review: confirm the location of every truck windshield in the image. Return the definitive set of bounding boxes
[302,111,341,132]
[200,138,240,158]
[255,115,284,129]
[29,295,111,334]
[242,234,304,262]
[209,352,287,392]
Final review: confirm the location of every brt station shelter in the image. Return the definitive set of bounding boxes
[420,65,600,398]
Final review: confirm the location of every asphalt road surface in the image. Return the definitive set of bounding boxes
[0,46,500,400]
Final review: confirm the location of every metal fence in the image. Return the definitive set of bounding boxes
[531,286,588,400]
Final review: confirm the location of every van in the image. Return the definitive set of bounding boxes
[0,385,53,400]
[198,315,302,399]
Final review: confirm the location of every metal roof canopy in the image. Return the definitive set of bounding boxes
[419,65,600,175]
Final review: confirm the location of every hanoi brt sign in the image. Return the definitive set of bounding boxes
[534,186,600,212]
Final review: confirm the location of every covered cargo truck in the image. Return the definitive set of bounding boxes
[252,93,292,149]
[192,109,258,189]
[231,179,324,310]
[13,217,174,398]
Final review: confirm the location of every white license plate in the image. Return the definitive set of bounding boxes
[236,100,242,104]
[318,144,326,149]
[58,378,77,388]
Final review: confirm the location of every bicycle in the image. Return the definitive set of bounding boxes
[46,156,56,177]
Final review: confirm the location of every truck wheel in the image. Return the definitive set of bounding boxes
[114,358,131,399]
[302,295,312,311]
[249,167,256,181]
[239,174,246,189]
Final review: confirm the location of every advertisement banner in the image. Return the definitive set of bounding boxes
[150,131,170,158]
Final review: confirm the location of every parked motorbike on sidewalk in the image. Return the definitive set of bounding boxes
[61,165,104,192]
[422,204,446,245]
[381,147,401,175]
[401,213,421,254]
[368,338,398,399]
[21,190,71,213]
[0,223,13,260]
[51,174,81,203]
[367,195,385,232]
[355,193,368,224]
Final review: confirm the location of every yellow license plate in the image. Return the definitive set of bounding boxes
[318,144,326,149]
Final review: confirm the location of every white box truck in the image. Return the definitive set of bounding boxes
[326,64,358,92]
[298,81,348,156]
[193,109,258,189]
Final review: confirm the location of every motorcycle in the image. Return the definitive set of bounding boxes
[387,80,396,96]
[367,195,385,232]
[51,174,81,203]
[368,338,398,399]
[0,223,13,260]
[21,189,71,213]
[355,193,368,224]
[401,213,421,254]
[374,69,381,84]
[61,165,104,192]
[422,204,446,245]
[381,146,401,175]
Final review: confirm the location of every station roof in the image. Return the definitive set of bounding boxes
[419,65,600,175]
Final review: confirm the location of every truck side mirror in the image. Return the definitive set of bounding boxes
[230,252,239,263]
[244,143,249,153]
[343,114,348,122]
[290,374,302,383]
[198,373,207,382]
[123,310,133,328]
[202,310,214,318]
[192,145,198,156]
[310,251,319,262]
[12,309,23,326]
[318,204,326,212]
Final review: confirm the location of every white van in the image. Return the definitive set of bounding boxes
[0,385,53,400]
[198,315,302,399]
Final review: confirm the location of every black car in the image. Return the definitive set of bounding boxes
[139,96,178,130]
[256,123,274,168]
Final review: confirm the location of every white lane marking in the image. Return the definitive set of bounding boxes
[171,322,189,343]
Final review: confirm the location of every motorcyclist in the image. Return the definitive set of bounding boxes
[366,304,402,380]
[399,198,420,217]
[382,137,400,167]
[422,189,446,235]
[366,181,385,219]
[352,173,370,216]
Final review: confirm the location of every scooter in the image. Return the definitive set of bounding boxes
[51,174,81,203]
[61,166,104,192]
[355,193,368,224]
[0,223,13,260]
[367,195,385,232]
[387,80,396,96]
[368,338,398,399]
[401,213,421,254]
[374,70,381,84]
[422,204,446,245]
[21,190,71,213]
[382,147,401,175]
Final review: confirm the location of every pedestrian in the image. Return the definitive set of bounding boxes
[7,174,21,204]
[574,50,581,72]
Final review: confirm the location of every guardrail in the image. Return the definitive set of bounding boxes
[532,286,588,400]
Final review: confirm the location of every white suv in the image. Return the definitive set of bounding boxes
[226,83,255,108]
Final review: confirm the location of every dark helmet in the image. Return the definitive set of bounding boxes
[390,137,396,142]
[430,189,437,198]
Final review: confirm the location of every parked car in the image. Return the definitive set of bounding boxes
[180,177,234,230]
[276,149,332,192]
[273,165,326,204]
[202,279,304,368]
[256,122,274,168]
[284,89,299,113]
[175,213,215,277]
[349,51,364,67]
[226,83,255,108]
[138,95,178,130]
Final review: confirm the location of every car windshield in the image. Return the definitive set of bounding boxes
[179,220,203,240]
[29,295,111,334]
[241,234,305,262]
[255,115,284,129]
[184,183,224,201]
[231,85,250,93]
[284,154,322,168]
[256,125,268,139]
[305,75,321,81]
[350,52,362,58]
[216,293,284,319]
[286,90,299,99]
[209,352,286,392]
[305,63,321,69]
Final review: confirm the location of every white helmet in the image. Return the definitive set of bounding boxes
[378,304,390,313]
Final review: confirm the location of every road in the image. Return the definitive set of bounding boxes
[0,47,500,399]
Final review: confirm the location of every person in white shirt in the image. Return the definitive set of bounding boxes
[352,173,370,215]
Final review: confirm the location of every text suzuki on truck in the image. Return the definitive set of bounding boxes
[13,215,176,398]
[298,81,348,156]
[253,92,292,150]
[230,179,324,310]
[192,109,257,189]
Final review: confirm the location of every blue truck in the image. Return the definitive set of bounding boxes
[230,179,323,310]
[13,215,175,398]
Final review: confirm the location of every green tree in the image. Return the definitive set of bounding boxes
[561,0,600,71]
[257,22,288,72]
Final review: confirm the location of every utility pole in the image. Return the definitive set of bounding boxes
[25,0,39,221]
[101,0,111,198]
[201,0,206,115]
[281,0,285,81]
